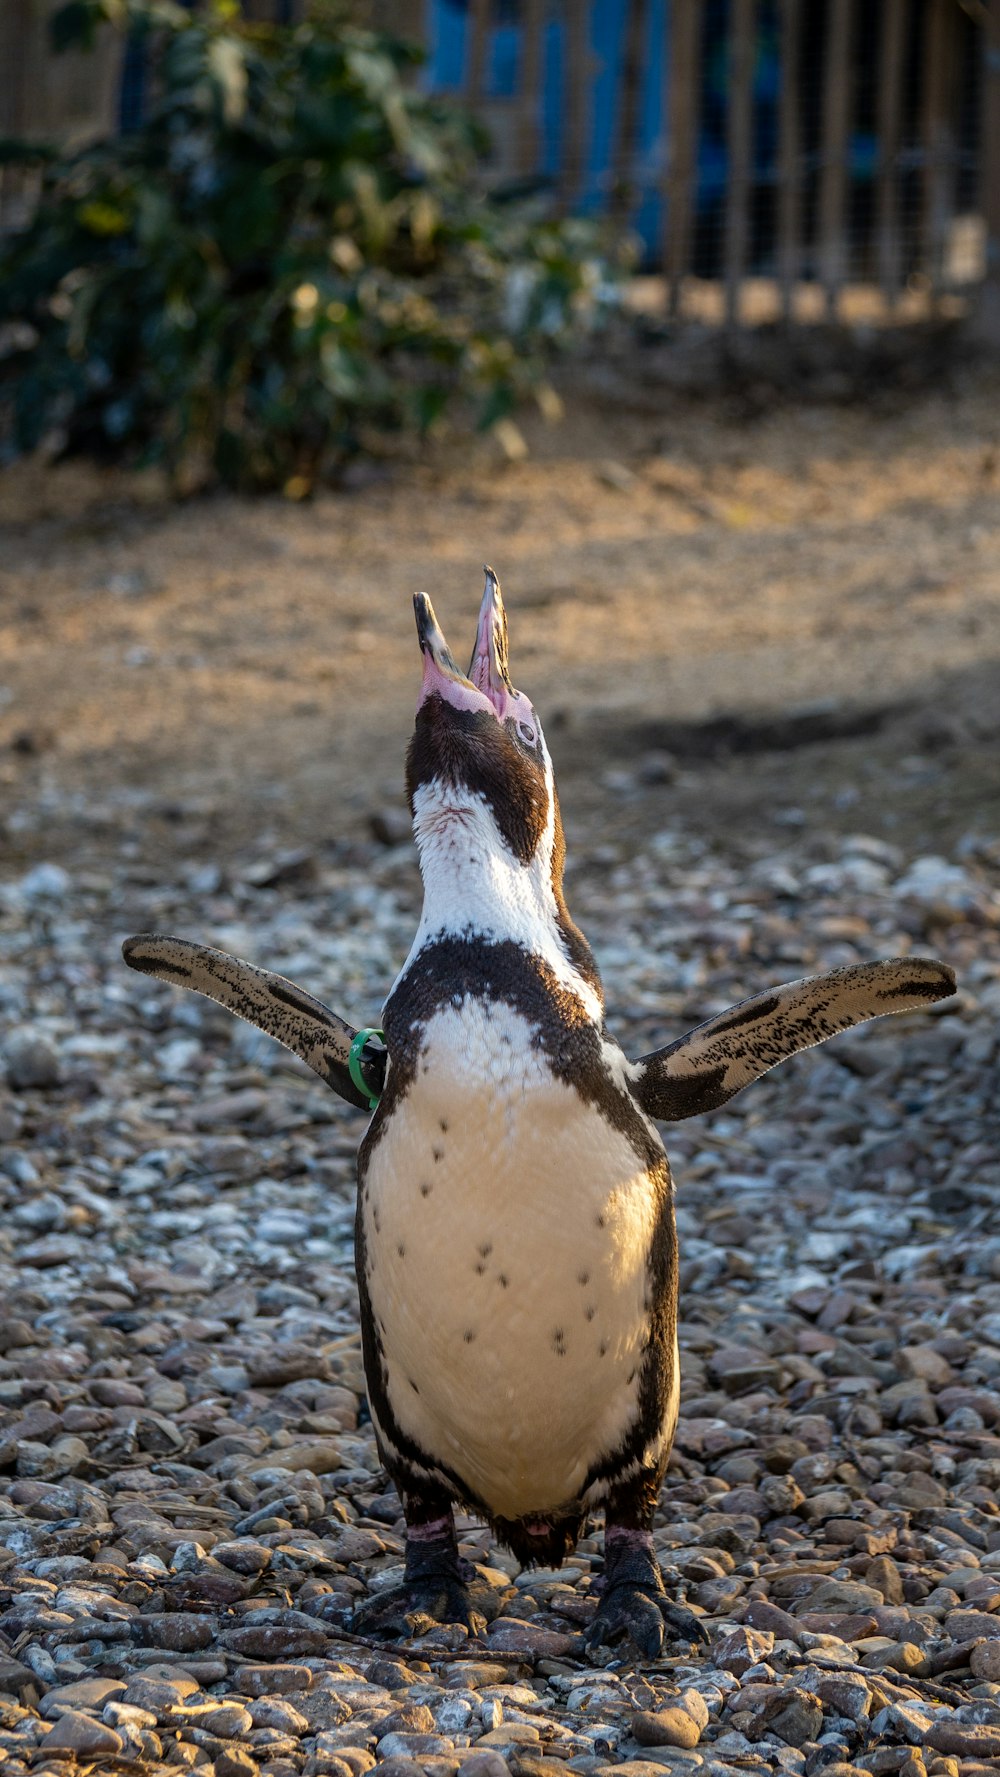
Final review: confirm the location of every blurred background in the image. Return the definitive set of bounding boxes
[0,0,998,861]
[0,6,998,1708]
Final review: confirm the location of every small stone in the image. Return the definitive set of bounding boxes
[866,1557,904,1606]
[945,1609,1000,1641]
[970,1641,1000,1680]
[181,1701,253,1737]
[801,1579,884,1615]
[43,1710,124,1756]
[712,1625,775,1676]
[245,1439,342,1475]
[458,1756,510,1777]
[122,1674,200,1716]
[924,1723,1000,1757]
[370,808,411,847]
[815,1674,872,1724]
[748,1689,823,1747]
[248,1695,310,1734]
[896,1345,953,1387]
[224,1621,330,1659]
[216,1750,261,1777]
[134,1612,216,1650]
[4,1032,62,1091]
[214,1541,273,1574]
[40,1677,126,1717]
[676,1692,710,1733]
[233,1665,315,1696]
[632,1709,702,1750]
[486,1619,576,1657]
[377,1734,455,1758]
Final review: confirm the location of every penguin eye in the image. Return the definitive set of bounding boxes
[517,721,537,746]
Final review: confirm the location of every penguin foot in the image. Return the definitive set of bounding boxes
[351,1573,486,1640]
[585,1580,709,1659]
[586,1528,709,1659]
[349,1530,493,1641]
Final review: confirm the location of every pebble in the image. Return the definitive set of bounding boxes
[632,1709,703,1749]
[3,1030,61,1090]
[42,1709,125,1755]
[0,805,996,1777]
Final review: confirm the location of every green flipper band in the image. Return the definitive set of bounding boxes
[349,1027,386,1110]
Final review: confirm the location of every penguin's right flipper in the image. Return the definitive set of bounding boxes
[632,956,956,1123]
[122,934,380,1111]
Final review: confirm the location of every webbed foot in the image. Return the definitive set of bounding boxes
[352,1573,486,1639]
[349,1523,491,1641]
[586,1529,708,1659]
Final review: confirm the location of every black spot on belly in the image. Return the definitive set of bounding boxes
[479,1242,493,1258]
[578,1269,590,1286]
[440,1119,449,1133]
[497,1273,509,1289]
[433,1147,443,1162]
[373,1208,381,1232]
[464,1329,477,1344]
[397,1243,406,1258]
[420,1182,432,1198]
[598,1340,608,1357]
[409,1378,419,1394]
[596,1213,605,1229]
[553,1328,566,1356]
[474,1262,486,1275]
[584,1305,596,1322]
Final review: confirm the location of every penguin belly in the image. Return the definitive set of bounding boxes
[360,1001,674,1522]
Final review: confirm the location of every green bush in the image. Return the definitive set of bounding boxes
[0,0,616,492]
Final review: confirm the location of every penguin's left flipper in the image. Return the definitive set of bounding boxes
[121,934,380,1111]
[632,956,956,1123]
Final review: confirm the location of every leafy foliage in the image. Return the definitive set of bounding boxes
[0,1,615,491]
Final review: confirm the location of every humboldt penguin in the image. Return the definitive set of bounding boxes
[123,568,955,1656]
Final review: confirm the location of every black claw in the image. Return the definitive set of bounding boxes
[659,1597,710,1646]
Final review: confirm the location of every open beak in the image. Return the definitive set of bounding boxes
[468,566,513,711]
[414,568,517,720]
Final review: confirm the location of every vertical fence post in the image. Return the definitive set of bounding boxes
[724,0,755,330]
[663,0,704,320]
[976,1,1000,344]
[777,0,801,324]
[559,0,590,212]
[818,0,852,319]
[922,0,956,303]
[875,0,905,308]
[467,0,490,104]
[517,0,545,177]
[611,0,649,230]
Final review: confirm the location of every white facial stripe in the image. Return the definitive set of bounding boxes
[398,769,602,1023]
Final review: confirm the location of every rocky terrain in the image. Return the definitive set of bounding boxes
[2,366,999,1774]
[0,788,997,1777]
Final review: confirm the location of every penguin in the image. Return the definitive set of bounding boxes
[123,567,956,1657]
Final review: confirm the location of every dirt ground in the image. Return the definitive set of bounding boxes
[2,353,999,880]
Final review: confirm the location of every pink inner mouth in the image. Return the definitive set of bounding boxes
[468,568,517,719]
[414,571,519,722]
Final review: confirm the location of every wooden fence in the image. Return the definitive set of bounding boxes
[452,0,996,329]
[3,0,998,334]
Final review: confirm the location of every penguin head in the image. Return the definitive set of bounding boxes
[406,568,555,871]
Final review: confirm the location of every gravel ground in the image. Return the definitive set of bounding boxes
[1,764,998,1777]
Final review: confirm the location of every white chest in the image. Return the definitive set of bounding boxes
[360,1001,675,1521]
